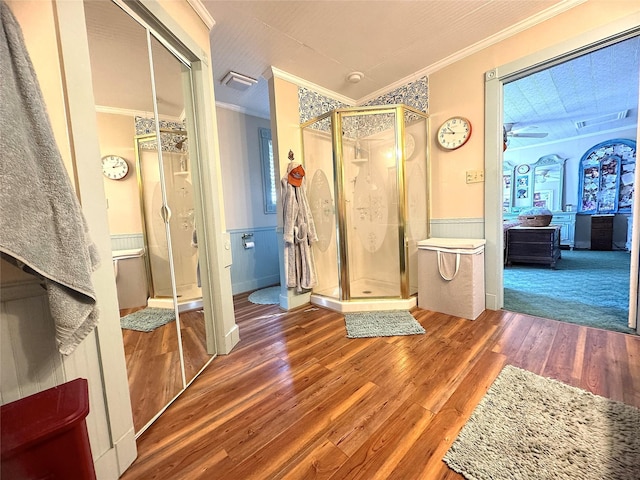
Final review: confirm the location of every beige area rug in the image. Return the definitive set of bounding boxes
[444,365,640,480]
[120,307,175,332]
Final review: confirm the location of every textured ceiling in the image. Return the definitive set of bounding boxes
[504,36,640,149]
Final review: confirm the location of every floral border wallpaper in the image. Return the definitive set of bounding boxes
[361,76,428,112]
[298,76,428,138]
[134,116,188,153]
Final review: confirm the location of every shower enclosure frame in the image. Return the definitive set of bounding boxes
[301,104,430,312]
[133,128,201,311]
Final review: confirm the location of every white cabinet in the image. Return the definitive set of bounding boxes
[552,212,577,249]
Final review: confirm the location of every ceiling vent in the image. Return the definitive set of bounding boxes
[575,110,629,130]
[221,71,258,91]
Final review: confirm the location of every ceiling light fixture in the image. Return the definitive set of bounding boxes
[221,71,258,91]
[347,71,364,83]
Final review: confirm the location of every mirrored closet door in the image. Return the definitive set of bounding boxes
[84,0,216,436]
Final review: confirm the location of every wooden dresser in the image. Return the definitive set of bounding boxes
[590,214,614,251]
[506,225,561,268]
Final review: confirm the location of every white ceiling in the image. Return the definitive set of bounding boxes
[203,0,638,147]
[84,0,639,149]
[203,0,572,117]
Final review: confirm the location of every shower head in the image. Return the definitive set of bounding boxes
[353,140,368,164]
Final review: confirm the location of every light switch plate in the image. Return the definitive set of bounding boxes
[466,170,485,183]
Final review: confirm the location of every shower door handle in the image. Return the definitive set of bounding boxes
[160,204,172,224]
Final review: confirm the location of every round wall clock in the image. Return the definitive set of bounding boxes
[516,164,530,174]
[437,116,472,150]
[101,155,129,180]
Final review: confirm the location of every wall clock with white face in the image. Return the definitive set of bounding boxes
[437,116,472,150]
[101,155,129,180]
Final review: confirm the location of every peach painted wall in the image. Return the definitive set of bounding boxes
[96,113,142,235]
[428,0,640,220]
[6,0,76,187]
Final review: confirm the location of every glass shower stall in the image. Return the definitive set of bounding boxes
[301,105,429,312]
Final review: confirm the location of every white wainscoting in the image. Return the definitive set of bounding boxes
[0,278,135,477]
[429,218,485,239]
[110,233,144,252]
[229,227,279,294]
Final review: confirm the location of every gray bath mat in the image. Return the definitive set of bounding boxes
[344,310,425,338]
[444,365,640,480]
[120,307,175,332]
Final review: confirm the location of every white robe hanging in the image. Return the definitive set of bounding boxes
[281,162,318,292]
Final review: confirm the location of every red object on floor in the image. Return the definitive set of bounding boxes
[1,378,96,479]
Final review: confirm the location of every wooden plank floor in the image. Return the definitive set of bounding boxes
[121,308,212,432]
[120,293,640,479]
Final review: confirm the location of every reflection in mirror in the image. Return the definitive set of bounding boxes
[503,161,514,213]
[532,154,565,212]
[150,36,214,387]
[85,0,215,437]
[85,0,183,435]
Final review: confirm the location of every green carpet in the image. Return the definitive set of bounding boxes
[344,311,425,338]
[504,249,635,334]
[120,307,175,332]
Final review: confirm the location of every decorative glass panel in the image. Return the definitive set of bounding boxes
[578,139,636,214]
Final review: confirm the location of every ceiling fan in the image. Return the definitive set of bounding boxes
[504,123,549,139]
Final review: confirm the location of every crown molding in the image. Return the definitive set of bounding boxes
[95,105,182,122]
[185,0,215,30]
[215,101,270,120]
[270,67,356,106]
[357,72,427,107]
[359,0,586,105]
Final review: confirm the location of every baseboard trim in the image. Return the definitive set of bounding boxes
[220,324,240,354]
[115,428,137,476]
[232,275,280,295]
[93,426,136,479]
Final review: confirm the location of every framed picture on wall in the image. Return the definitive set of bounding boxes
[533,190,553,208]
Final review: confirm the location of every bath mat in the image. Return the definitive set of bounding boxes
[248,286,280,305]
[443,365,640,480]
[344,310,425,338]
[120,307,175,332]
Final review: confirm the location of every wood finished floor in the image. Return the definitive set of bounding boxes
[120,293,640,479]
[121,308,212,432]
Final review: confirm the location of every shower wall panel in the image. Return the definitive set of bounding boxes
[139,149,200,300]
[304,129,339,299]
[346,115,401,299]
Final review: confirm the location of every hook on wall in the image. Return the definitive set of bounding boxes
[288,150,295,162]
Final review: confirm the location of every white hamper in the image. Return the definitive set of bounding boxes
[112,248,149,310]
[417,238,486,320]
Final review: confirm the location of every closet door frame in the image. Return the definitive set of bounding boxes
[52,0,238,475]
